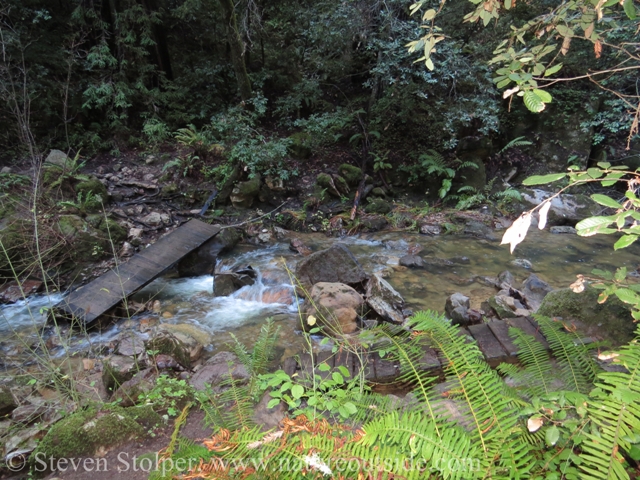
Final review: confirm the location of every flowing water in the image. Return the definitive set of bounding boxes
[2,228,639,368]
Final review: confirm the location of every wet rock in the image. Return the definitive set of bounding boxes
[158,323,212,363]
[550,226,577,234]
[141,212,163,226]
[399,255,425,269]
[146,331,194,369]
[537,287,636,345]
[261,286,294,305]
[273,226,288,239]
[498,270,516,288]
[522,189,600,225]
[449,256,470,265]
[290,237,312,256]
[488,295,523,319]
[338,164,363,186]
[253,391,286,430]
[365,273,405,324]
[0,280,43,304]
[295,244,368,290]
[1,166,12,173]
[189,352,250,391]
[213,266,257,297]
[177,228,241,277]
[0,386,17,416]
[511,258,532,269]
[101,355,138,394]
[362,216,388,232]
[365,198,392,214]
[257,232,272,243]
[231,175,261,208]
[112,368,157,406]
[522,274,553,312]
[116,336,146,357]
[445,293,471,326]
[305,282,364,335]
[11,399,49,424]
[463,221,496,240]
[420,224,441,235]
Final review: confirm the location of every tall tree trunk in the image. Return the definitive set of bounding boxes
[140,0,173,81]
[218,0,252,101]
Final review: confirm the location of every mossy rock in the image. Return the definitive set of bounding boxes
[371,187,387,198]
[31,405,160,461]
[365,198,392,214]
[75,177,108,205]
[316,173,340,197]
[288,132,313,159]
[230,175,261,208]
[338,164,363,186]
[145,331,192,369]
[0,221,30,275]
[537,287,636,345]
[97,217,127,243]
[333,175,349,195]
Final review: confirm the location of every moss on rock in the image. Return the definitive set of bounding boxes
[75,177,108,205]
[365,198,392,214]
[31,405,160,461]
[537,287,636,345]
[288,132,313,159]
[338,164,362,186]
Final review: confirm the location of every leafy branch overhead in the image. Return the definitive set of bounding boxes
[501,163,640,320]
[408,0,640,122]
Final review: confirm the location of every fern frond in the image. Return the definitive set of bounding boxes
[456,160,479,170]
[580,330,640,480]
[359,410,479,480]
[496,327,553,398]
[409,311,532,476]
[535,315,600,393]
[499,136,533,154]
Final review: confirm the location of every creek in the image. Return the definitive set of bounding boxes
[2,227,639,370]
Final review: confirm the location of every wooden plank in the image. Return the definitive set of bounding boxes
[507,317,549,349]
[468,323,508,366]
[372,352,399,382]
[487,320,519,357]
[55,220,221,323]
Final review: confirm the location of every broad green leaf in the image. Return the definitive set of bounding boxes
[615,267,627,282]
[586,168,603,179]
[546,425,560,446]
[523,90,545,113]
[267,398,281,409]
[318,362,331,372]
[614,234,638,250]
[332,372,344,384]
[544,63,563,76]
[556,25,574,37]
[343,402,358,415]
[591,268,613,280]
[614,288,640,304]
[575,216,615,231]
[590,194,621,208]
[624,0,637,19]
[522,173,566,185]
[497,78,511,89]
[533,89,552,103]
[597,162,611,169]
[291,384,304,399]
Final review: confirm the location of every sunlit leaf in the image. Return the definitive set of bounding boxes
[590,194,621,209]
[614,234,638,250]
[501,212,532,253]
[538,201,552,230]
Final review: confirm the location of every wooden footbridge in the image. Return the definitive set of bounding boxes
[283,316,557,384]
[55,219,221,324]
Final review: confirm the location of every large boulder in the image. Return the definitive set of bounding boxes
[295,244,368,290]
[366,273,405,324]
[522,274,553,312]
[177,227,241,277]
[305,282,364,335]
[537,287,636,345]
[189,352,250,391]
[213,266,257,297]
[230,175,261,208]
[445,293,471,326]
[522,189,600,226]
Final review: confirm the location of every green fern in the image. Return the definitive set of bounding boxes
[579,329,640,480]
[497,327,553,398]
[535,315,600,393]
[499,136,533,154]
